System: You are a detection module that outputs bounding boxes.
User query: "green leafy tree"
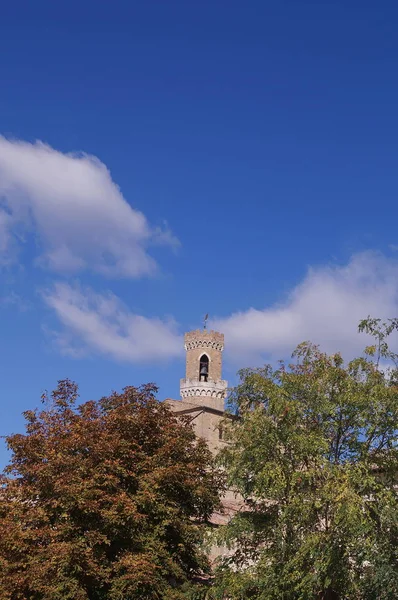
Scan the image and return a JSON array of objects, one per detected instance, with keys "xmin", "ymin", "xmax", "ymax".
[
  {"xmin": 213, "ymin": 318, "xmax": 398, "ymax": 600},
  {"xmin": 0, "ymin": 381, "xmax": 222, "ymax": 600}
]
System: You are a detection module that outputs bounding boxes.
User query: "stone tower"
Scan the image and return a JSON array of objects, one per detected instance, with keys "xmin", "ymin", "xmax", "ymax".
[
  {"xmin": 180, "ymin": 329, "xmax": 228, "ymax": 411},
  {"xmin": 165, "ymin": 328, "xmax": 241, "ymax": 562}
]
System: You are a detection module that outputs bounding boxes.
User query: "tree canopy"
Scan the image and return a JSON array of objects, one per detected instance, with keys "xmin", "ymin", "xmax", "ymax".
[
  {"xmin": 213, "ymin": 318, "xmax": 398, "ymax": 600},
  {"xmin": 0, "ymin": 381, "xmax": 222, "ymax": 600}
]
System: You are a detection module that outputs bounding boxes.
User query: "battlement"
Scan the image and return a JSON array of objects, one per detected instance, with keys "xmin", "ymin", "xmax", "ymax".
[{"xmin": 184, "ymin": 330, "xmax": 224, "ymax": 352}]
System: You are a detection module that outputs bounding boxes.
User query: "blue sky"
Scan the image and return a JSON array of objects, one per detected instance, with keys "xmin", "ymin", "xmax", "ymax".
[{"xmin": 1, "ymin": 0, "xmax": 398, "ymax": 467}]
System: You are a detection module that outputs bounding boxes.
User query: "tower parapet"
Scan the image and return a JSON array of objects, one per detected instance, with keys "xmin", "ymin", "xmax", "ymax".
[
  {"xmin": 184, "ymin": 330, "xmax": 224, "ymax": 352},
  {"xmin": 180, "ymin": 329, "xmax": 227, "ymax": 411}
]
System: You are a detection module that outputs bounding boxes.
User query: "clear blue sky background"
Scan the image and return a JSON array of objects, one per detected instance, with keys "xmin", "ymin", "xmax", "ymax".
[{"xmin": 1, "ymin": 0, "xmax": 398, "ymax": 467}]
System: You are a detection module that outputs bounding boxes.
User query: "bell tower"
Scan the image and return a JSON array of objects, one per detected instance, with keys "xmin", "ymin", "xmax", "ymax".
[{"xmin": 180, "ymin": 329, "xmax": 228, "ymax": 411}]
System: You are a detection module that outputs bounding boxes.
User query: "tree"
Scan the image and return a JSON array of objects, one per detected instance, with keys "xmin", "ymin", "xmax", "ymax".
[
  {"xmin": 213, "ymin": 319, "xmax": 398, "ymax": 600},
  {"xmin": 0, "ymin": 380, "xmax": 222, "ymax": 600}
]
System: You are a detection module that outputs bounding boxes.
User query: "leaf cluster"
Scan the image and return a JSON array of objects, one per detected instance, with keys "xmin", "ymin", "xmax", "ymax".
[
  {"xmin": 0, "ymin": 381, "xmax": 223, "ymax": 600},
  {"xmin": 214, "ymin": 319, "xmax": 398, "ymax": 599}
]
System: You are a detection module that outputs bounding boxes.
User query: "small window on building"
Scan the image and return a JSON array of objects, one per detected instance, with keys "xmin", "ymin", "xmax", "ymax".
[
  {"xmin": 199, "ymin": 354, "xmax": 209, "ymax": 382},
  {"xmin": 218, "ymin": 426, "xmax": 223, "ymax": 440}
]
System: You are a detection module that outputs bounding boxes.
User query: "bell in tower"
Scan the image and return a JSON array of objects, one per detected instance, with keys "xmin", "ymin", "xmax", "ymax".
[{"xmin": 199, "ymin": 354, "xmax": 209, "ymax": 382}]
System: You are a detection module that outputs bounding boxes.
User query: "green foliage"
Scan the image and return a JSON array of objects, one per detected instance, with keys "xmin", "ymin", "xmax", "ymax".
[
  {"xmin": 0, "ymin": 381, "xmax": 223, "ymax": 599},
  {"xmin": 213, "ymin": 318, "xmax": 398, "ymax": 600}
]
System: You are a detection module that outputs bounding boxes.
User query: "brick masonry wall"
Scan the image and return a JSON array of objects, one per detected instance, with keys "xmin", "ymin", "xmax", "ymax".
[{"xmin": 184, "ymin": 330, "xmax": 224, "ymax": 381}]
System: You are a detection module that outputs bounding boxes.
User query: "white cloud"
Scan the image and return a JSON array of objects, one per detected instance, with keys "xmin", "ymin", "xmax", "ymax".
[
  {"xmin": 213, "ymin": 251, "xmax": 398, "ymax": 365},
  {"xmin": 43, "ymin": 282, "xmax": 183, "ymax": 363},
  {"xmin": 0, "ymin": 136, "xmax": 177, "ymax": 277},
  {"xmin": 42, "ymin": 252, "xmax": 398, "ymax": 367},
  {"xmin": 0, "ymin": 209, "xmax": 17, "ymax": 266},
  {"xmin": 0, "ymin": 291, "xmax": 30, "ymax": 312}
]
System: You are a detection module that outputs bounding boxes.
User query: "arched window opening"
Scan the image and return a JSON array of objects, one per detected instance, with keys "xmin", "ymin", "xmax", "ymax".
[
  {"xmin": 218, "ymin": 426, "xmax": 223, "ymax": 441},
  {"xmin": 199, "ymin": 354, "xmax": 209, "ymax": 382}
]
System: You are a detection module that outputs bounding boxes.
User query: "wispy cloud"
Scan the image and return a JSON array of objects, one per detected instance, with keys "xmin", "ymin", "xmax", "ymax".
[
  {"xmin": 213, "ymin": 251, "xmax": 398, "ymax": 365},
  {"xmin": 43, "ymin": 282, "xmax": 183, "ymax": 363},
  {"xmin": 0, "ymin": 136, "xmax": 178, "ymax": 277},
  {"xmin": 42, "ymin": 252, "xmax": 398, "ymax": 367},
  {"xmin": 0, "ymin": 291, "xmax": 30, "ymax": 312}
]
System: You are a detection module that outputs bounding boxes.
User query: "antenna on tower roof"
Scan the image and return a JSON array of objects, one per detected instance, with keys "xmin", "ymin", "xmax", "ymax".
[{"xmin": 203, "ymin": 313, "xmax": 209, "ymax": 329}]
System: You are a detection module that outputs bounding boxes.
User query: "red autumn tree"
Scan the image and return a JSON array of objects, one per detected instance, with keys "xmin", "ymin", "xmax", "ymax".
[{"xmin": 0, "ymin": 380, "xmax": 222, "ymax": 600}]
